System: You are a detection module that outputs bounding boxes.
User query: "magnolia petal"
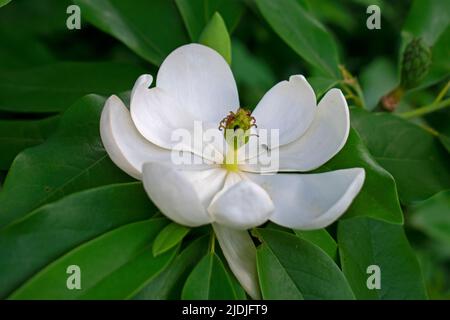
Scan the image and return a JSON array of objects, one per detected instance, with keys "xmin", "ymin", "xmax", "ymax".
[
  {"xmin": 130, "ymin": 74, "xmax": 196, "ymax": 150},
  {"xmin": 100, "ymin": 95, "xmax": 171, "ymax": 179},
  {"xmin": 142, "ymin": 162, "xmax": 227, "ymax": 227},
  {"xmin": 213, "ymin": 223, "xmax": 261, "ymax": 300},
  {"xmin": 208, "ymin": 176, "xmax": 274, "ymax": 230},
  {"xmin": 248, "ymin": 168, "xmax": 365, "ymax": 230},
  {"xmin": 251, "ymin": 75, "xmax": 316, "ymax": 147},
  {"xmin": 156, "ymin": 44, "xmax": 239, "ymax": 124},
  {"xmin": 277, "ymin": 88, "xmax": 350, "ymax": 171}
]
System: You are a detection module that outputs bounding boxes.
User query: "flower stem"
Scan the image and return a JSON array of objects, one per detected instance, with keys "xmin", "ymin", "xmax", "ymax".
[{"xmin": 400, "ymin": 98, "xmax": 450, "ymax": 119}]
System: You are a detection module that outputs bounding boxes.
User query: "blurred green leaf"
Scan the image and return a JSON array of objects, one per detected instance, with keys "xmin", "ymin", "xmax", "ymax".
[
  {"xmin": 0, "ymin": 182, "xmax": 156, "ymax": 298},
  {"xmin": 153, "ymin": 223, "xmax": 190, "ymax": 256},
  {"xmin": 410, "ymin": 190, "xmax": 450, "ymax": 245},
  {"xmin": 294, "ymin": 229, "xmax": 337, "ymax": 260},
  {"xmin": 0, "ymin": 95, "xmax": 133, "ymax": 228},
  {"xmin": 402, "ymin": 0, "xmax": 450, "ymax": 46},
  {"xmin": 0, "ymin": 0, "xmax": 12, "ymax": 8},
  {"xmin": 199, "ymin": 12, "xmax": 232, "ymax": 65},
  {"xmin": 256, "ymin": 0, "xmax": 340, "ymax": 78},
  {"xmin": 181, "ymin": 252, "xmax": 239, "ymax": 299},
  {"xmin": 316, "ymin": 129, "xmax": 403, "ymax": 224},
  {"xmin": 255, "ymin": 228, "xmax": 354, "ymax": 299},
  {"xmin": 351, "ymin": 108, "xmax": 450, "ymax": 204},
  {"xmin": 0, "ymin": 116, "xmax": 60, "ymax": 170},
  {"xmin": 134, "ymin": 235, "xmax": 209, "ymax": 299},
  {"xmin": 360, "ymin": 57, "xmax": 397, "ymax": 110},
  {"xmin": 74, "ymin": 0, "xmax": 188, "ymax": 65},
  {"xmin": 10, "ymin": 218, "xmax": 174, "ymax": 299},
  {"xmin": 175, "ymin": 0, "xmax": 244, "ymax": 41},
  {"xmin": 0, "ymin": 62, "xmax": 143, "ymax": 113},
  {"xmin": 307, "ymin": 76, "xmax": 339, "ymax": 98},
  {"xmin": 338, "ymin": 217, "xmax": 428, "ymax": 299}
]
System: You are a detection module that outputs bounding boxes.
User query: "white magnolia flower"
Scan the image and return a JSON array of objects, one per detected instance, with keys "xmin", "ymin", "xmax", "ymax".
[{"xmin": 100, "ymin": 43, "xmax": 365, "ymax": 299}]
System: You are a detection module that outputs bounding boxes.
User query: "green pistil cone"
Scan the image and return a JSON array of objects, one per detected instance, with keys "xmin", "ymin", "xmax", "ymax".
[{"xmin": 400, "ymin": 38, "xmax": 432, "ymax": 90}]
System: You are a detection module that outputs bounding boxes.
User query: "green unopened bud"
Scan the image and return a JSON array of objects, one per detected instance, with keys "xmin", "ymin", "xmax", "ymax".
[{"xmin": 400, "ymin": 38, "xmax": 432, "ymax": 90}]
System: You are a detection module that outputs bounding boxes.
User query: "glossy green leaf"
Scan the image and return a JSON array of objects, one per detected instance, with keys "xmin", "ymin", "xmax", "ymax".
[
  {"xmin": 350, "ymin": 108, "xmax": 450, "ymax": 204},
  {"xmin": 181, "ymin": 252, "xmax": 238, "ymax": 300},
  {"xmin": 0, "ymin": 182, "xmax": 157, "ymax": 298},
  {"xmin": 0, "ymin": 0, "xmax": 12, "ymax": 8},
  {"xmin": 0, "ymin": 95, "xmax": 133, "ymax": 228},
  {"xmin": 199, "ymin": 12, "xmax": 231, "ymax": 65},
  {"xmin": 153, "ymin": 223, "xmax": 190, "ymax": 256},
  {"xmin": 10, "ymin": 219, "xmax": 174, "ymax": 299},
  {"xmin": 410, "ymin": 190, "xmax": 450, "ymax": 244},
  {"xmin": 0, "ymin": 116, "xmax": 59, "ymax": 170},
  {"xmin": 134, "ymin": 235, "xmax": 209, "ymax": 300},
  {"xmin": 402, "ymin": 0, "xmax": 450, "ymax": 46},
  {"xmin": 175, "ymin": 0, "xmax": 244, "ymax": 41},
  {"xmin": 338, "ymin": 217, "xmax": 428, "ymax": 299},
  {"xmin": 74, "ymin": 0, "xmax": 188, "ymax": 66},
  {"xmin": 255, "ymin": 228, "xmax": 354, "ymax": 300},
  {"xmin": 256, "ymin": 0, "xmax": 340, "ymax": 78},
  {"xmin": 0, "ymin": 62, "xmax": 143, "ymax": 113},
  {"xmin": 294, "ymin": 229, "xmax": 337, "ymax": 260},
  {"xmin": 316, "ymin": 128, "xmax": 403, "ymax": 224},
  {"xmin": 307, "ymin": 76, "xmax": 339, "ymax": 99}
]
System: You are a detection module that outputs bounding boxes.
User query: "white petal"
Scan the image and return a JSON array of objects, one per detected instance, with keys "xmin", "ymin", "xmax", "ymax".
[
  {"xmin": 276, "ymin": 88, "xmax": 350, "ymax": 171},
  {"xmin": 130, "ymin": 74, "xmax": 196, "ymax": 149},
  {"xmin": 213, "ymin": 223, "xmax": 261, "ymax": 300},
  {"xmin": 100, "ymin": 95, "xmax": 171, "ymax": 179},
  {"xmin": 208, "ymin": 176, "xmax": 274, "ymax": 230},
  {"xmin": 251, "ymin": 75, "xmax": 316, "ymax": 147},
  {"xmin": 248, "ymin": 168, "xmax": 365, "ymax": 230},
  {"xmin": 142, "ymin": 162, "xmax": 227, "ymax": 227},
  {"xmin": 156, "ymin": 44, "xmax": 239, "ymax": 124}
]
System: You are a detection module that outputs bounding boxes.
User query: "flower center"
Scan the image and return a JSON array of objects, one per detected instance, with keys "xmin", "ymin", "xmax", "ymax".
[{"xmin": 219, "ymin": 108, "xmax": 257, "ymax": 171}]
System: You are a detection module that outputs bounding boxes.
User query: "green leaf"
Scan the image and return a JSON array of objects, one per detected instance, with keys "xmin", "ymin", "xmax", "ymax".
[
  {"xmin": 350, "ymin": 108, "xmax": 450, "ymax": 204},
  {"xmin": 316, "ymin": 128, "xmax": 403, "ymax": 224},
  {"xmin": 134, "ymin": 235, "xmax": 209, "ymax": 299},
  {"xmin": 294, "ymin": 229, "xmax": 337, "ymax": 260},
  {"xmin": 74, "ymin": 0, "xmax": 188, "ymax": 66},
  {"xmin": 175, "ymin": 0, "xmax": 244, "ymax": 41},
  {"xmin": 307, "ymin": 76, "xmax": 339, "ymax": 99},
  {"xmin": 338, "ymin": 217, "xmax": 428, "ymax": 299},
  {"xmin": 0, "ymin": 0, "xmax": 12, "ymax": 8},
  {"xmin": 255, "ymin": 228, "xmax": 355, "ymax": 300},
  {"xmin": 402, "ymin": 0, "xmax": 450, "ymax": 46},
  {"xmin": 410, "ymin": 190, "xmax": 450, "ymax": 245},
  {"xmin": 199, "ymin": 12, "xmax": 231, "ymax": 65},
  {"xmin": 10, "ymin": 218, "xmax": 174, "ymax": 299},
  {"xmin": 0, "ymin": 116, "xmax": 60, "ymax": 170},
  {"xmin": 153, "ymin": 223, "xmax": 190, "ymax": 256},
  {"xmin": 256, "ymin": 0, "xmax": 340, "ymax": 78},
  {"xmin": 0, "ymin": 95, "xmax": 133, "ymax": 228},
  {"xmin": 0, "ymin": 62, "xmax": 144, "ymax": 113},
  {"xmin": 181, "ymin": 252, "xmax": 238, "ymax": 300},
  {"xmin": 0, "ymin": 182, "xmax": 157, "ymax": 298}
]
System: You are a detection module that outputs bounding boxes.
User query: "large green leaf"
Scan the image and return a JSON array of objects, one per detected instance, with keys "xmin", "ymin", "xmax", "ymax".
[
  {"xmin": 0, "ymin": 116, "xmax": 59, "ymax": 170},
  {"xmin": 316, "ymin": 128, "xmax": 403, "ymax": 224},
  {"xmin": 74, "ymin": 0, "xmax": 188, "ymax": 66},
  {"xmin": 0, "ymin": 182, "xmax": 156, "ymax": 298},
  {"xmin": 402, "ymin": 0, "xmax": 450, "ymax": 46},
  {"xmin": 10, "ymin": 218, "xmax": 174, "ymax": 299},
  {"xmin": 0, "ymin": 62, "xmax": 143, "ymax": 113},
  {"xmin": 199, "ymin": 12, "xmax": 231, "ymax": 65},
  {"xmin": 175, "ymin": 0, "xmax": 244, "ymax": 41},
  {"xmin": 255, "ymin": 228, "xmax": 354, "ymax": 300},
  {"xmin": 294, "ymin": 229, "xmax": 337, "ymax": 260},
  {"xmin": 410, "ymin": 190, "xmax": 450, "ymax": 245},
  {"xmin": 338, "ymin": 217, "xmax": 428, "ymax": 299},
  {"xmin": 256, "ymin": 0, "xmax": 340, "ymax": 78},
  {"xmin": 0, "ymin": 95, "xmax": 133, "ymax": 228},
  {"xmin": 350, "ymin": 108, "xmax": 450, "ymax": 204},
  {"xmin": 181, "ymin": 252, "xmax": 239, "ymax": 300},
  {"xmin": 134, "ymin": 235, "xmax": 209, "ymax": 299}
]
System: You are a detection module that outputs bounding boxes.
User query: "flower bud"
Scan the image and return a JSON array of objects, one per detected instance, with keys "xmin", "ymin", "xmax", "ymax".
[{"xmin": 400, "ymin": 38, "xmax": 432, "ymax": 90}]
